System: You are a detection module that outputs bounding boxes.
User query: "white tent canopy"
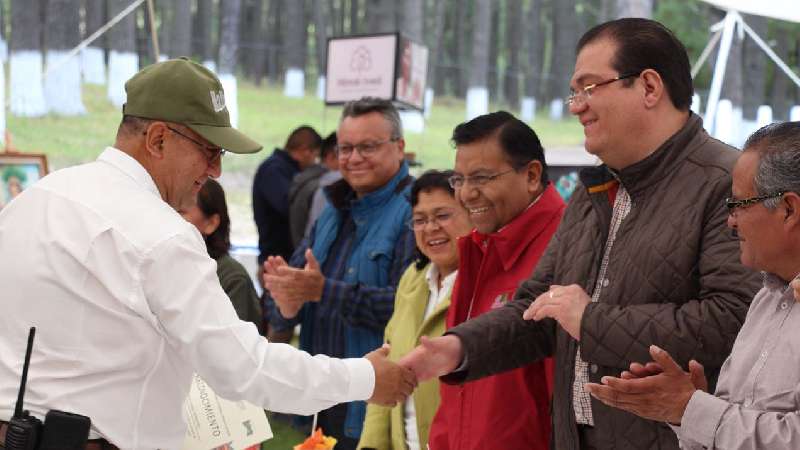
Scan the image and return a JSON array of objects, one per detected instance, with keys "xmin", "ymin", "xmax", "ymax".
[
  {"xmin": 700, "ymin": 0, "xmax": 800, "ymax": 24},
  {"xmin": 696, "ymin": 0, "xmax": 800, "ymax": 139}
]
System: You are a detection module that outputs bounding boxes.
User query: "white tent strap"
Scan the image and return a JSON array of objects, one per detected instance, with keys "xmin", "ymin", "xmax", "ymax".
[
  {"xmin": 691, "ymin": 28, "xmax": 722, "ymax": 79},
  {"xmin": 703, "ymin": 10, "xmax": 738, "ymax": 133},
  {"xmin": 43, "ymin": 0, "xmax": 146, "ymax": 79},
  {"xmin": 739, "ymin": 19, "xmax": 800, "ymax": 90}
]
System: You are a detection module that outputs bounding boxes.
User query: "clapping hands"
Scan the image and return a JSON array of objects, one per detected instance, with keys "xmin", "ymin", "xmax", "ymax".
[{"xmin": 263, "ymin": 249, "xmax": 325, "ymax": 318}]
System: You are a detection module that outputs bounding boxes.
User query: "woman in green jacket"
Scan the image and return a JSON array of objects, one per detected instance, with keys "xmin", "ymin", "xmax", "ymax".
[
  {"xmin": 358, "ymin": 170, "xmax": 472, "ymax": 450},
  {"xmin": 180, "ymin": 179, "xmax": 263, "ymax": 333}
]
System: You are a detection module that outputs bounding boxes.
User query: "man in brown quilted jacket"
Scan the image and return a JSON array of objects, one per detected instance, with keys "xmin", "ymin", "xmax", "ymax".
[{"xmin": 400, "ymin": 18, "xmax": 761, "ymax": 450}]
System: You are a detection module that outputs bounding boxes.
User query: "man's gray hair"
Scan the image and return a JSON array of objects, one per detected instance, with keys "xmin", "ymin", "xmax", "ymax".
[
  {"xmin": 744, "ymin": 121, "xmax": 800, "ymax": 209},
  {"xmin": 340, "ymin": 97, "xmax": 403, "ymax": 140}
]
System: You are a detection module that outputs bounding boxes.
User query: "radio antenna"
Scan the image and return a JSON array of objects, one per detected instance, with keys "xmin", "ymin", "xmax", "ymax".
[{"xmin": 14, "ymin": 327, "xmax": 36, "ymax": 418}]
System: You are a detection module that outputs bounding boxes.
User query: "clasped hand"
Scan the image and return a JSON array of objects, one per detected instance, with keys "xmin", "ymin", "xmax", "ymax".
[
  {"xmin": 263, "ymin": 249, "xmax": 325, "ymax": 318},
  {"xmin": 365, "ymin": 344, "xmax": 418, "ymax": 407},
  {"xmin": 584, "ymin": 345, "xmax": 708, "ymax": 425}
]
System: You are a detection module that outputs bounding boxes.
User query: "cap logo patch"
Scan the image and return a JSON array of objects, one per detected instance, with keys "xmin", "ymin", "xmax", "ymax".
[{"xmin": 210, "ymin": 90, "xmax": 226, "ymax": 113}]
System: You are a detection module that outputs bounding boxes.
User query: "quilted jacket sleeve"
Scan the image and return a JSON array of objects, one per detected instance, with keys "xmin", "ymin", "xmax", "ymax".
[
  {"xmin": 445, "ymin": 225, "xmax": 559, "ymax": 383},
  {"xmin": 579, "ymin": 177, "xmax": 760, "ymax": 371}
]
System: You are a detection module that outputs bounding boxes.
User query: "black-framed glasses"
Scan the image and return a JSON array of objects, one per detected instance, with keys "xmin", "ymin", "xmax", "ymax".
[
  {"xmin": 166, "ymin": 126, "xmax": 226, "ymax": 164},
  {"xmin": 725, "ymin": 192, "xmax": 784, "ymax": 214},
  {"xmin": 335, "ymin": 139, "xmax": 397, "ymax": 159},
  {"xmin": 566, "ymin": 72, "xmax": 639, "ymax": 107},
  {"xmin": 448, "ymin": 168, "xmax": 516, "ymax": 189},
  {"xmin": 407, "ymin": 211, "xmax": 456, "ymax": 231}
]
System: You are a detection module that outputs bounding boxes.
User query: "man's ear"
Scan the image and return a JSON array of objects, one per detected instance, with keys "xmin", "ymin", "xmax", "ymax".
[
  {"xmin": 640, "ymin": 69, "xmax": 665, "ymax": 109},
  {"xmin": 395, "ymin": 138, "xmax": 406, "ymax": 157},
  {"xmin": 144, "ymin": 122, "xmax": 168, "ymax": 159},
  {"xmin": 784, "ymin": 193, "xmax": 800, "ymax": 228},
  {"xmin": 527, "ymin": 160, "xmax": 544, "ymax": 193}
]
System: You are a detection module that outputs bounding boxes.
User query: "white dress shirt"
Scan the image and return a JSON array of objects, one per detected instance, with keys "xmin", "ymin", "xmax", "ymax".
[
  {"xmin": 403, "ymin": 265, "xmax": 457, "ymax": 450},
  {"xmin": 0, "ymin": 148, "xmax": 374, "ymax": 450}
]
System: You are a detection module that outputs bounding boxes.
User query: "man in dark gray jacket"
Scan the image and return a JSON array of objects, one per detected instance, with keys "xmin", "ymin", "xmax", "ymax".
[{"xmin": 401, "ymin": 18, "xmax": 761, "ymax": 450}]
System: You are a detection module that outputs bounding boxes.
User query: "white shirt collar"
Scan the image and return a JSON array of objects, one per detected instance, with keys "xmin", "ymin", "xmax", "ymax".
[
  {"xmin": 97, "ymin": 147, "xmax": 162, "ymax": 199},
  {"xmin": 425, "ymin": 264, "xmax": 458, "ymax": 300}
]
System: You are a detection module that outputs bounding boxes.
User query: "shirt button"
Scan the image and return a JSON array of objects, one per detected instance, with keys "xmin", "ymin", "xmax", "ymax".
[
  {"xmin": 602, "ymin": 279, "xmax": 610, "ymax": 288},
  {"xmin": 590, "ymin": 364, "xmax": 598, "ymax": 374},
  {"xmin": 781, "ymin": 302, "xmax": 788, "ymax": 310},
  {"xmin": 348, "ymin": 267, "xmax": 354, "ymax": 274},
  {"xmin": 761, "ymin": 351, "xmax": 768, "ymax": 359}
]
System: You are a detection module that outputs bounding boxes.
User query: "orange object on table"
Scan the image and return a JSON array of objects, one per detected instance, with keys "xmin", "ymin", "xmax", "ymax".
[{"xmin": 293, "ymin": 428, "xmax": 337, "ymax": 450}]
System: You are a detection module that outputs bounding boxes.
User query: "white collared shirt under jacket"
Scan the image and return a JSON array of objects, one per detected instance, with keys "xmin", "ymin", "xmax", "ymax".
[
  {"xmin": 0, "ymin": 148, "xmax": 374, "ymax": 450},
  {"xmin": 674, "ymin": 274, "xmax": 800, "ymax": 449}
]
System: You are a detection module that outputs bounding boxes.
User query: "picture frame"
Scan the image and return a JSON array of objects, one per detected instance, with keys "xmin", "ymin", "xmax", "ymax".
[{"xmin": 0, "ymin": 152, "xmax": 49, "ymax": 211}]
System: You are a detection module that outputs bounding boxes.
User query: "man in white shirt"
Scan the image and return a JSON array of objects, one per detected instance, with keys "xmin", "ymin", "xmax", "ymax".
[
  {"xmin": 0, "ymin": 58, "xmax": 415, "ymax": 450},
  {"xmin": 586, "ymin": 121, "xmax": 800, "ymax": 449}
]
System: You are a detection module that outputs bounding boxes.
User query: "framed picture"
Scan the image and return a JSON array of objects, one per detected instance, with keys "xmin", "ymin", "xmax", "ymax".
[{"xmin": 0, "ymin": 153, "xmax": 48, "ymax": 211}]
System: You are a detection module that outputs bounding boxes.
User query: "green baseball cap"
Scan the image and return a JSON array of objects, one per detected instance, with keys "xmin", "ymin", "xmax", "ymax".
[{"xmin": 123, "ymin": 57, "xmax": 262, "ymax": 154}]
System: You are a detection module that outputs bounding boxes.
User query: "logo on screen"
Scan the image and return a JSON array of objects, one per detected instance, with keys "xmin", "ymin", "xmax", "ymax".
[{"xmin": 351, "ymin": 46, "xmax": 372, "ymax": 73}]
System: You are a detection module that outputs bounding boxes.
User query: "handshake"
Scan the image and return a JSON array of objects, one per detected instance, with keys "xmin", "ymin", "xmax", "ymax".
[{"xmin": 364, "ymin": 335, "xmax": 465, "ymax": 406}]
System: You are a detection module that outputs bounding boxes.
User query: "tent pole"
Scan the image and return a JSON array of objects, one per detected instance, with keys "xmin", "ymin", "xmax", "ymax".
[
  {"xmin": 691, "ymin": 28, "xmax": 722, "ymax": 79},
  {"xmin": 739, "ymin": 19, "xmax": 800, "ymax": 90},
  {"xmin": 704, "ymin": 11, "xmax": 738, "ymax": 136}
]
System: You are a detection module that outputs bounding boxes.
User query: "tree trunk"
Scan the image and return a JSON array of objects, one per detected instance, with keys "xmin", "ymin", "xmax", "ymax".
[
  {"xmin": 549, "ymin": 0, "xmax": 578, "ymax": 118},
  {"xmin": 44, "ymin": 0, "xmax": 85, "ymax": 115},
  {"xmin": 400, "ymin": 0, "xmax": 423, "ymax": 41},
  {"xmin": 81, "ymin": 0, "xmax": 106, "ymax": 84},
  {"xmin": 266, "ymin": 0, "xmax": 282, "ymax": 83},
  {"xmin": 350, "ymin": 0, "xmax": 360, "ymax": 34},
  {"xmin": 156, "ymin": 0, "xmax": 171, "ymax": 59},
  {"xmin": 426, "ymin": 0, "xmax": 446, "ymax": 97},
  {"xmin": 195, "ymin": 0, "xmax": 217, "ymax": 70},
  {"xmin": 313, "ymin": 0, "xmax": 329, "ymax": 98},
  {"xmin": 107, "ymin": 0, "xmax": 139, "ymax": 108},
  {"xmin": 282, "ymin": 0, "xmax": 305, "ymax": 97},
  {"xmin": 505, "ymin": 0, "xmax": 523, "ymax": 110},
  {"xmin": 770, "ymin": 30, "xmax": 792, "ymax": 121},
  {"xmin": 455, "ymin": 0, "xmax": 471, "ymax": 96},
  {"xmin": 600, "ymin": 0, "xmax": 615, "ymax": 21},
  {"xmin": 365, "ymin": 0, "xmax": 395, "ymax": 33},
  {"xmin": 252, "ymin": 0, "xmax": 269, "ymax": 85},
  {"xmin": 239, "ymin": 0, "xmax": 255, "ymax": 79},
  {"xmin": 466, "ymin": 0, "xmax": 491, "ymax": 119},
  {"xmin": 219, "ymin": 0, "xmax": 242, "ymax": 126},
  {"xmin": 721, "ymin": 31, "xmax": 743, "ymax": 110},
  {"xmin": 0, "ymin": 0, "xmax": 7, "ymax": 61},
  {"xmin": 169, "ymin": 0, "xmax": 192, "ymax": 58},
  {"xmin": 10, "ymin": 0, "xmax": 46, "ymax": 117},
  {"xmin": 524, "ymin": 0, "xmax": 543, "ymax": 99},
  {"xmin": 487, "ymin": 1, "xmax": 500, "ymax": 102},
  {"xmin": 615, "ymin": 0, "xmax": 652, "ymax": 18},
  {"xmin": 741, "ymin": 14, "xmax": 767, "ymax": 121}
]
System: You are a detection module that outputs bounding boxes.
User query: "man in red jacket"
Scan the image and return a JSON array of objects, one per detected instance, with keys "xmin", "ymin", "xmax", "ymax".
[{"xmin": 425, "ymin": 111, "xmax": 565, "ymax": 450}]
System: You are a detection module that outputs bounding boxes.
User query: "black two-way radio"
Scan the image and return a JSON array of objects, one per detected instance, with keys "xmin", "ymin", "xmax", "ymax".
[{"xmin": 4, "ymin": 327, "xmax": 43, "ymax": 450}]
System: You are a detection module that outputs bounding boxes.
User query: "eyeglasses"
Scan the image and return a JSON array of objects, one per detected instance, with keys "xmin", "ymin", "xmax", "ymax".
[
  {"xmin": 725, "ymin": 192, "xmax": 784, "ymax": 215},
  {"xmin": 566, "ymin": 73, "xmax": 639, "ymax": 107},
  {"xmin": 335, "ymin": 139, "xmax": 397, "ymax": 159},
  {"xmin": 448, "ymin": 168, "xmax": 516, "ymax": 189},
  {"xmin": 167, "ymin": 126, "xmax": 226, "ymax": 164},
  {"xmin": 408, "ymin": 211, "xmax": 455, "ymax": 231}
]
